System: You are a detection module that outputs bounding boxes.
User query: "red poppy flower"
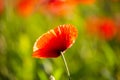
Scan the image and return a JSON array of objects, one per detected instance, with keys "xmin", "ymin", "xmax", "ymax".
[
  {"xmin": 16, "ymin": 0, "xmax": 38, "ymax": 17},
  {"xmin": 32, "ymin": 24, "xmax": 78, "ymax": 58}
]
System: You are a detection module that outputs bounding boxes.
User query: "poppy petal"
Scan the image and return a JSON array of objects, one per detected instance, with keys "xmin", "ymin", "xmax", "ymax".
[{"xmin": 33, "ymin": 24, "xmax": 78, "ymax": 58}]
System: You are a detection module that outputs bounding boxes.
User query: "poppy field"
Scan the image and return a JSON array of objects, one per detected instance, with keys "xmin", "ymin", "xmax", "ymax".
[{"xmin": 0, "ymin": 0, "xmax": 120, "ymax": 80}]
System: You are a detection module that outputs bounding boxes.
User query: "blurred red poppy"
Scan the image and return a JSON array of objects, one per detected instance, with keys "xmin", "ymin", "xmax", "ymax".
[
  {"xmin": 16, "ymin": 0, "xmax": 38, "ymax": 17},
  {"xmin": 85, "ymin": 16, "xmax": 100, "ymax": 36},
  {"xmin": 0, "ymin": 0, "xmax": 4, "ymax": 14},
  {"xmin": 32, "ymin": 24, "xmax": 78, "ymax": 58},
  {"xmin": 86, "ymin": 16, "xmax": 117, "ymax": 40},
  {"xmin": 39, "ymin": 0, "xmax": 78, "ymax": 16},
  {"xmin": 99, "ymin": 18, "xmax": 117, "ymax": 40}
]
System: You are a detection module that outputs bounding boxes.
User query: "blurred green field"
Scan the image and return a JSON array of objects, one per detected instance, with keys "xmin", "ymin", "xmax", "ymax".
[{"xmin": 0, "ymin": 0, "xmax": 120, "ymax": 80}]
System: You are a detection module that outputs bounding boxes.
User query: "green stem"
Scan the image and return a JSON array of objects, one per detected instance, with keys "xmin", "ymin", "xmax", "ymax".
[{"xmin": 61, "ymin": 52, "xmax": 71, "ymax": 80}]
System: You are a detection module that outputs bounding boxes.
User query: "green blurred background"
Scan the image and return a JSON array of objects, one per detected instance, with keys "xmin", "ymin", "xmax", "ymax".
[{"xmin": 0, "ymin": 0, "xmax": 120, "ymax": 80}]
